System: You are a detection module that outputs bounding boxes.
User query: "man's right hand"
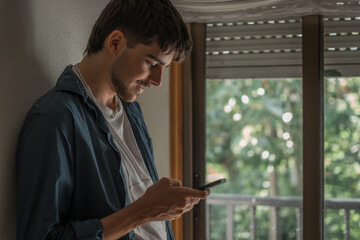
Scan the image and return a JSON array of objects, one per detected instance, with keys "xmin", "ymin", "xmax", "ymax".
[
  {"xmin": 136, "ymin": 177, "xmax": 209, "ymax": 221},
  {"xmin": 101, "ymin": 177, "xmax": 209, "ymax": 240}
]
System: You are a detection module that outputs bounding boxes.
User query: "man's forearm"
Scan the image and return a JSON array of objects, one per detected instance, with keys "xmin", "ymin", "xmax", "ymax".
[
  {"xmin": 101, "ymin": 178, "xmax": 208, "ymax": 240},
  {"xmin": 101, "ymin": 199, "xmax": 150, "ymax": 240}
]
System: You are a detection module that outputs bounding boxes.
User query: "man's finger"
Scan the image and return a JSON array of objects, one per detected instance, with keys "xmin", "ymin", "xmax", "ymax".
[
  {"xmin": 171, "ymin": 179, "xmax": 182, "ymax": 187},
  {"xmin": 183, "ymin": 188, "xmax": 209, "ymax": 199}
]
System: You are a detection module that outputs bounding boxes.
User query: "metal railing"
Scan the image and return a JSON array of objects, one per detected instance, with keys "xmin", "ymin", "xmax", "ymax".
[{"xmin": 206, "ymin": 194, "xmax": 360, "ymax": 240}]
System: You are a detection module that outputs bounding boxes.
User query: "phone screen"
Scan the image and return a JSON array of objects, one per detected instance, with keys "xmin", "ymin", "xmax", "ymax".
[{"xmin": 197, "ymin": 178, "xmax": 227, "ymax": 190}]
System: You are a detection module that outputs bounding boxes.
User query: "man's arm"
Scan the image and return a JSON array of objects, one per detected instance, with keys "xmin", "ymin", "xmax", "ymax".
[
  {"xmin": 101, "ymin": 178, "xmax": 208, "ymax": 240},
  {"xmin": 17, "ymin": 114, "xmax": 208, "ymax": 240},
  {"xmin": 17, "ymin": 114, "xmax": 104, "ymax": 240}
]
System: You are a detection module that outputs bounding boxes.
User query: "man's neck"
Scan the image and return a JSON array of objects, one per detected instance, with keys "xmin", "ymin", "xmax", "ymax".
[{"xmin": 77, "ymin": 54, "xmax": 117, "ymax": 110}]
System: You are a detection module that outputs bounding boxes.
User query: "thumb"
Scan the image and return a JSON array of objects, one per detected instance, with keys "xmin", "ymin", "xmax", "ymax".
[{"xmin": 186, "ymin": 188, "xmax": 209, "ymax": 199}]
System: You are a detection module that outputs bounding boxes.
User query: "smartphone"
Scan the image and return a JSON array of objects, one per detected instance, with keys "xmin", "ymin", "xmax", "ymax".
[{"xmin": 197, "ymin": 178, "xmax": 227, "ymax": 190}]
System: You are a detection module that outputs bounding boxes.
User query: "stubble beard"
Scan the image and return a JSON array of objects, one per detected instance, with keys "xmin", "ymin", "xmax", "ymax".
[
  {"xmin": 110, "ymin": 52, "xmax": 150, "ymax": 102},
  {"xmin": 110, "ymin": 53, "xmax": 135, "ymax": 102}
]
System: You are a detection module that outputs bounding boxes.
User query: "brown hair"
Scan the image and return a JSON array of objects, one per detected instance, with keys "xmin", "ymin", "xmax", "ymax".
[{"xmin": 84, "ymin": 0, "xmax": 192, "ymax": 62}]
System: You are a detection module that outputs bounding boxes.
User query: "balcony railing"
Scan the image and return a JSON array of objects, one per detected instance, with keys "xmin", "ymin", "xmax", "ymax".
[{"xmin": 206, "ymin": 194, "xmax": 360, "ymax": 240}]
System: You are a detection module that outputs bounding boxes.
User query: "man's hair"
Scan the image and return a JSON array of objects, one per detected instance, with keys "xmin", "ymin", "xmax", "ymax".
[{"xmin": 84, "ymin": 0, "xmax": 192, "ymax": 62}]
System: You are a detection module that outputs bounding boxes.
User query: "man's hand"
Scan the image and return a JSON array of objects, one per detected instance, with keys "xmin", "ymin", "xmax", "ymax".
[
  {"xmin": 136, "ymin": 177, "xmax": 210, "ymax": 221},
  {"xmin": 101, "ymin": 177, "xmax": 209, "ymax": 240}
]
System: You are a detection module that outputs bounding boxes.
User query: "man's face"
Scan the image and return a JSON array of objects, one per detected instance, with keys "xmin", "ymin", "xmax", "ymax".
[{"xmin": 110, "ymin": 42, "xmax": 174, "ymax": 102}]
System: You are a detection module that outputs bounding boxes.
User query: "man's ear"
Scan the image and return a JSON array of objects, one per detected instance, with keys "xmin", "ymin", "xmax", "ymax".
[{"xmin": 104, "ymin": 30, "xmax": 127, "ymax": 56}]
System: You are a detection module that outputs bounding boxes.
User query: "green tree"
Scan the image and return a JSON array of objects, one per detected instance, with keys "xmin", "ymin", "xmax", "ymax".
[{"xmin": 206, "ymin": 77, "xmax": 360, "ymax": 239}]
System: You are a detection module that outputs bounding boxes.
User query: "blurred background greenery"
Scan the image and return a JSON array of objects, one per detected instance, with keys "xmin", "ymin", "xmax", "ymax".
[{"xmin": 205, "ymin": 77, "xmax": 360, "ymax": 239}]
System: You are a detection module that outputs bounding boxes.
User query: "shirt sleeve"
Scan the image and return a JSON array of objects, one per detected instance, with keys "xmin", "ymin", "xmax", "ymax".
[{"xmin": 16, "ymin": 113, "xmax": 104, "ymax": 240}]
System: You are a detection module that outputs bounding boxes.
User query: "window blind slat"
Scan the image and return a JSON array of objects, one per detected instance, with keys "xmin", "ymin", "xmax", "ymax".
[
  {"xmin": 206, "ymin": 16, "xmax": 360, "ymax": 79},
  {"xmin": 324, "ymin": 19, "xmax": 360, "ymax": 33},
  {"xmin": 207, "ymin": 23, "xmax": 301, "ymax": 38},
  {"xmin": 206, "ymin": 52, "xmax": 302, "ymax": 67},
  {"xmin": 325, "ymin": 35, "xmax": 360, "ymax": 48},
  {"xmin": 207, "ymin": 38, "xmax": 302, "ymax": 52}
]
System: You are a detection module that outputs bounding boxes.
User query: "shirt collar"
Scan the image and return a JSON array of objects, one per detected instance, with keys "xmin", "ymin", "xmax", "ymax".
[
  {"xmin": 55, "ymin": 65, "xmax": 138, "ymax": 121},
  {"xmin": 55, "ymin": 65, "xmax": 89, "ymax": 102}
]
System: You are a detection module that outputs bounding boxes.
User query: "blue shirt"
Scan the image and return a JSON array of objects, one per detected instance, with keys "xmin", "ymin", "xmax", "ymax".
[{"xmin": 16, "ymin": 66, "xmax": 175, "ymax": 240}]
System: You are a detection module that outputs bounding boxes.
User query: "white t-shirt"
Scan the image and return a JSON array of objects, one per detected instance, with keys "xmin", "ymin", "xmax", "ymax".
[{"xmin": 73, "ymin": 66, "xmax": 167, "ymax": 240}]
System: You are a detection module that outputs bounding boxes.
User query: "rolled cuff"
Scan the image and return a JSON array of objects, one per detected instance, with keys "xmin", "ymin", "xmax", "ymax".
[{"xmin": 70, "ymin": 219, "xmax": 104, "ymax": 240}]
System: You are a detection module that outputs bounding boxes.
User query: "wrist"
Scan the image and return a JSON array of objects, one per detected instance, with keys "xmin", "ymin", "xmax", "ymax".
[
  {"xmin": 101, "ymin": 200, "xmax": 153, "ymax": 240},
  {"xmin": 130, "ymin": 199, "xmax": 153, "ymax": 225}
]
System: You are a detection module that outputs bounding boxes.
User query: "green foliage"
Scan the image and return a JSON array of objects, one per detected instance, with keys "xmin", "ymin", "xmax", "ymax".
[
  {"xmin": 324, "ymin": 77, "xmax": 360, "ymax": 199},
  {"xmin": 208, "ymin": 205, "xmax": 227, "ymax": 239},
  {"xmin": 206, "ymin": 78, "xmax": 302, "ymax": 196},
  {"xmin": 206, "ymin": 77, "xmax": 360, "ymax": 239}
]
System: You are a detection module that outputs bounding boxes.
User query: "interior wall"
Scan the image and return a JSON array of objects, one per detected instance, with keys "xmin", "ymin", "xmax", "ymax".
[
  {"xmin": 0, "ymin": 0, "xmax": 170, "ymax": 238},
  {"xmin": 138, "ymin": 69, "xmax": 170, "ymax": 178}
]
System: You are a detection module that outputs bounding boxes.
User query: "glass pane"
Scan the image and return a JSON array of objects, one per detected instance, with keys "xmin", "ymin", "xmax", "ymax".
[
  {"xmin": 349, "ymin": 210, "xmax": 360, "ymax": 237},
  {"xmin": 324, "ymin": 15, "xmax": 360, "ymax": 240},
  {"xmin": 206, "ymin": 78, "xmax": 303, "ymax": 239},
  {"xmin": 205, "ymin": 18, "xmax": 303, "ymax": 239},
  {"xmin": 233, "ymin": 205, "xmax": 251, "ymax": 240},
  {"xmin": 324, "ymin": 77, "xmax": 360, "ymax": 240},
  {"xmin": 208, "ymin": 205, "xmax": 227, "ymax": 239}
]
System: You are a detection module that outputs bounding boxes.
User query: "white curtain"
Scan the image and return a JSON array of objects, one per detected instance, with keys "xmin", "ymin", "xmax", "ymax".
[{"xmin": 171, "ymin": 0, "xmax": 360, "ymax": 22}]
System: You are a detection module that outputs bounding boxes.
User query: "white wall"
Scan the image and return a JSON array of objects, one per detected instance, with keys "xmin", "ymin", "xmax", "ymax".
[
  {"xmin": 138, "ymin": 69, "xmax": 170, "ymax": 178},
  {"xmin": 0, "ymin": 0, "xmax": 169, "ymax": 238}
]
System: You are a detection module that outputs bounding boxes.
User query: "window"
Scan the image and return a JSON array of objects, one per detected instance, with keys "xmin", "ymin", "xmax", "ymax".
[
  {"xmin": 323, "ymin": 16, "xmax": 360, "ymax": 239},
  {"xmin": 182, "ymin": 15, "xmax": 360, "ymax": 240},
  {"xmin": 205, "ymin": 17, "xmax": 303, "ymax": 240}
]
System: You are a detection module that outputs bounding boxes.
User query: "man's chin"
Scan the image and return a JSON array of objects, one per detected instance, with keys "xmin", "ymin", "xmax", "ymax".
[{"xmin": 118, "ymin": 93, "xmax": 138, "ymax": 103}]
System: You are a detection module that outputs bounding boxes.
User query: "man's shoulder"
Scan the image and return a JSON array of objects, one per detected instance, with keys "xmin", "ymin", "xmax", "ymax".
[
  {"xmin": 26, "ymin": 65, "xmax": 89, "ymax": 124},
  {"xmin": 27, "ymin": 87, "xmax": 85, "ymax": 127}
]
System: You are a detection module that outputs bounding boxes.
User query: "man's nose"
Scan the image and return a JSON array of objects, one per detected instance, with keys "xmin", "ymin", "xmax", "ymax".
[{"xmin": 148, "ymin": 67, "xmax": 163, "ymax": 87}]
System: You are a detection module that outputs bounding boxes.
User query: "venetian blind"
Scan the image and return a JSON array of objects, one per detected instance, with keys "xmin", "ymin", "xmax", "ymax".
[{"xmin": 206, "ymin": 16, "xmax": 360, "ymax": 79}]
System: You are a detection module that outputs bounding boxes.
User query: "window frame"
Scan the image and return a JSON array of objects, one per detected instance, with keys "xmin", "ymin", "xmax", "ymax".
[{"xmin": 170, "ymin": 15, "xmax": 326, "ymax": 240}]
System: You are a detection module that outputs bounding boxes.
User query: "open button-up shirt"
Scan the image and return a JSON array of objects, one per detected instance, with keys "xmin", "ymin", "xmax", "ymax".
[{"xmin": 16, "ymin": 66, "xmax": 174, "ymax": 240}]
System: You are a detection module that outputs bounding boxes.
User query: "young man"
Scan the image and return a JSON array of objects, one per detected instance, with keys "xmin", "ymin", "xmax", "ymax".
[{"xmin": 16, "ymin": 0, "xmax": 208, "ymax": 239}]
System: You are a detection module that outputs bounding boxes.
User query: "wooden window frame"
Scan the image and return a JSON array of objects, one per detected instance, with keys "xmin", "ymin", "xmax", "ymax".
[{"xmin": 170, "ymin": 15, "xmax": 325, "ymax": 240}]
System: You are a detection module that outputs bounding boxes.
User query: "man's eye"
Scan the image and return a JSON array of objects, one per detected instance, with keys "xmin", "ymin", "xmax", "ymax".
[{"xmin": 146, "ymin": 61, "xmax": 156, "ymax": 69}]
